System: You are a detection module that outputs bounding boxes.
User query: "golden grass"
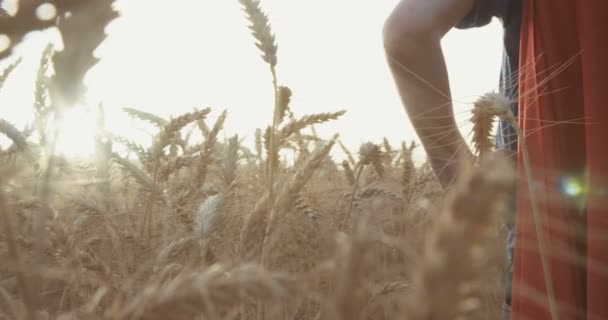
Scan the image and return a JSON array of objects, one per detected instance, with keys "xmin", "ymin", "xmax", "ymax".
[{"xmin": 0, "ymin": 1, "xmax": 516, "ymax": 319}]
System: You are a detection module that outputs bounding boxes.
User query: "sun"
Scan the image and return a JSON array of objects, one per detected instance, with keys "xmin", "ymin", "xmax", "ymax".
[{"xmin": 54, "ymin": 105, "xmax": 98, "ymax": 158}]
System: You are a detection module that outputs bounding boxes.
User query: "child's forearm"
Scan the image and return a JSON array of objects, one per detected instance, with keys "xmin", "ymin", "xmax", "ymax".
[{"xmin": 383, "ymin": 0, "xmax": 475, "ymax": 187}]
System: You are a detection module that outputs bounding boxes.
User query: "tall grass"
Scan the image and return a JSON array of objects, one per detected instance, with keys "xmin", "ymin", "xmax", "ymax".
[{"xmin": 0, "ymin": 1, "xmax": 514, "ymax": 319}]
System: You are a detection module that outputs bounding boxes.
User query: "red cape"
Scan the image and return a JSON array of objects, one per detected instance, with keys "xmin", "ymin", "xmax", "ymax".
[{"xmin": 512, "ymin": 1, "xmax": 608, "ymax": 319}]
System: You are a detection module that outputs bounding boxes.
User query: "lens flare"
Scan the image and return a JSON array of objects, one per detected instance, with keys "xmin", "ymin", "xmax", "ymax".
[{"xmin": 560, "ymin": 176, "xmax": 585, "ymax": 197}]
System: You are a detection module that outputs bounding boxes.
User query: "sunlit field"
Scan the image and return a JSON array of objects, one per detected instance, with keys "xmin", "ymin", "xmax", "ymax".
[{"xmin": 0, "ymin": 1, "xmax": 515, "ymax": 319}]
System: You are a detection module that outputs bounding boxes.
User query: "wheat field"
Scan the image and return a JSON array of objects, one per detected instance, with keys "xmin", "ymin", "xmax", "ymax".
[{"xmin": 0, "ymin": 1, "xmax": 515, "ymax": 319}]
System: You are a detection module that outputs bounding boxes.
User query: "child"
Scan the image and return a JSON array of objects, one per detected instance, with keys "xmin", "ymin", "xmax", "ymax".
[{"xmin": 383, "ymin": 0, "xmax": 608, "ymax": 318}]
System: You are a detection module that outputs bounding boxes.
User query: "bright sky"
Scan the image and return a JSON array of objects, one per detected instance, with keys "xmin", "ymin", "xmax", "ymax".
[{"xmin": 0, "ymin": 0, "xmax": 503, "ymax": 161}]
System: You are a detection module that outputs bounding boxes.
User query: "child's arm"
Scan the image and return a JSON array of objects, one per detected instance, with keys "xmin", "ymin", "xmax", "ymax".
[{"xmin": 383, "ymin": 0, "xmax": 482, "ymax": 187}]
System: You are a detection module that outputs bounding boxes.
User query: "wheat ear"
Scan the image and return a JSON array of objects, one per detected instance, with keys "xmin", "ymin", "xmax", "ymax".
[
  {"xmin": 341, "ymin": 142, "xmax": 384, "ymax": 230},
  {"xmin": 122, "ymin": 107, "xmax": 168, "ymax": 128},
  {"xmin": 260, "ymin": 134, "xmax": 339, "ymax": 264}
]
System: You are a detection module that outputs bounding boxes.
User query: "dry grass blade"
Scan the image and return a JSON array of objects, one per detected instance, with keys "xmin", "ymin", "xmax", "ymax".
[{"xmin": 239, "ymin": 0, "xmax": 278, "ymax": 68}]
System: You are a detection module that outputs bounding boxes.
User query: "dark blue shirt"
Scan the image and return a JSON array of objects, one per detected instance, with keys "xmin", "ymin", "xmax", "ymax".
[{"xmin": 456, "ymin": 0, "xmax": 522, "ymax": 152}]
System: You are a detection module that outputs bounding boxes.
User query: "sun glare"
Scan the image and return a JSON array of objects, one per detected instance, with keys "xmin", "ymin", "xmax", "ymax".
[{"xmin": 54, "ymin": 106, "xmax": 97, "ymax": 158}]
